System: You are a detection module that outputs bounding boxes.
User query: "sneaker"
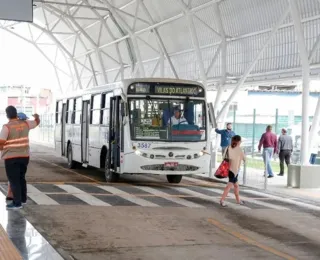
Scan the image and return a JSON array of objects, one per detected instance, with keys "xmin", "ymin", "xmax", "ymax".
[
  {"xmin": 6, "ymin": 203, "xmax": 22, "ymax": 210},
  {"xmin": 220, "ymin": 201, "xmax": 227, "ymax": 207},
  {"xmin": 6, "ymin": 197, "xmax": 13, "ymax": 201},
  {"xmin": 239, "ymin": 200, "xmax": 245, "ymax": 205}
]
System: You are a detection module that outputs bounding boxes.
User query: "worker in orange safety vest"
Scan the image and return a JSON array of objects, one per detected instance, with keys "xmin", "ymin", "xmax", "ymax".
[{"xmin": 0, "ymin": 106, "xmax": 40, "ymax": 210}]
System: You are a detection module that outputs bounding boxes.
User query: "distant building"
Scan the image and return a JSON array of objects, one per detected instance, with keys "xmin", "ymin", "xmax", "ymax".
[{"xmin": 0, "ymin": 85, "xmax": 52, "ymax": 123}]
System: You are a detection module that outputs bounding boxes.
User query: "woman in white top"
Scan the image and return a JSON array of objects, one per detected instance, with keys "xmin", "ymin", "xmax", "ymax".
[{"xmin": 220, "ymin": 135, "xmax": 246, "ymax": 207}]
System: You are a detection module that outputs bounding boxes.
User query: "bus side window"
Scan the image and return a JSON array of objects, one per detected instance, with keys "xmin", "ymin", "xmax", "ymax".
[
  {"xmin": 67, "ymin": 99, "xmax": 74, "ymax": 124},
  {"xmin": 66, "ymin": 100, "xmax": 69, "ymax": 123},
  {"xmin": 75, "ymin": 98, "xmax": 82, "ymax": 124},
  {"xmin": 71, "ymin": 99, "xmax": 76, "ymax": 124},
  {"xmin": 90, "ymin": 94, "xmax": 101, "ymax": 125},
  {"xmin": 101, "ymin": 92, "xmax": 112, "ymax": 125},
  {"xmin": 56, "ymin": 101, "xmax": 62, "ymax": 124}
]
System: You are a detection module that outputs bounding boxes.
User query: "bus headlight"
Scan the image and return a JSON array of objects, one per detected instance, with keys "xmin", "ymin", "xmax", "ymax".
[
  {"xmin": 135, "ymin": 150, "xmax": 142, "ymax": 156},
  {"xmin": 194, "ymin": 151, "xmax": 204, "ymax": 159}
]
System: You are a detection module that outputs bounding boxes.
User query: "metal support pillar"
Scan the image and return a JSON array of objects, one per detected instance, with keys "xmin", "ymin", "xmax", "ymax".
[
  {"xmin": 309, "ymin": 97, "xmax": 320, "ymax": 155},
  {"xmin": 252, "ymin": 109, "xmax": 256, "ymax": 158},
  {"xmin": 233, "ymin": 109, "xmax": 236, "ymax": 131},
  {"xmin": 289, "ymin": 0, "xmax": 310, "ymax": 165},
  {"xmin": 216, "ymin": 8, "xmax": 290, "ymax": 121},
  {"xmin": 275, "ymin": 108, "xmax": 279, "ymax": 135}
]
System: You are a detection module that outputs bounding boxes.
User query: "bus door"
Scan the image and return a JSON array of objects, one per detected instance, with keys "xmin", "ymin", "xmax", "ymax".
[
  {"xmin": 61, "ymin": 103, "xmax": 67, "ymax": 156},
  {"xmin": 108, "ymin": 96, "xmax": 121, "ymax": 172},
  {"xmin": 81, "ymin": 100, "xmax": 90, "ymax": 164}
]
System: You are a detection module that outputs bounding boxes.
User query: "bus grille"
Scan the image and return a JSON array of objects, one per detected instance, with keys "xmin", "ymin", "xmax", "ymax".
[{"xmin": 140, "ymin": 164, "xmax": 199, "ymax": 171}]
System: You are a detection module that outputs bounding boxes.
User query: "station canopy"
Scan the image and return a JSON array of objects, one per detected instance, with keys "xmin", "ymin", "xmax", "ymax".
[{"xmin": 0, "ymin": 0, "xmax": 320, "ymax": 93}]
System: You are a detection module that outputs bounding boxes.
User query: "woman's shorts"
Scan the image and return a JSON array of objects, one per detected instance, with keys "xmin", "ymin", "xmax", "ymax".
[{"xmin": 228, "ymin": 170, "xmax": 238, "ymax": 184}]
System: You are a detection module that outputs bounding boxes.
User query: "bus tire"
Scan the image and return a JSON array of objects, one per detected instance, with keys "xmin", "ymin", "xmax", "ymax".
[
  {"xmin": 166, "ymin": 175, "xmax": 182, "ymax": 184},
  {"xmin": 67, "ymin": 144, "xmax": 77, "ymax": 169},
  {"xmin": 104, "ymin": 154, "xmax": 119, "ymax": 182}
]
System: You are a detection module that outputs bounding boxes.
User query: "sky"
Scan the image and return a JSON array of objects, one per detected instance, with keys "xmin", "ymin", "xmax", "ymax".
[{"xmin": 0, "ymin": 29, "xmax": 60, "ymax": 92}]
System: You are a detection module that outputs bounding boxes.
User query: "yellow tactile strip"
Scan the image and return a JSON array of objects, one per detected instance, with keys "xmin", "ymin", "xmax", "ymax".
[{"xmin": 0, "ymin": 224, "xmax": 22, "ymax": 260}]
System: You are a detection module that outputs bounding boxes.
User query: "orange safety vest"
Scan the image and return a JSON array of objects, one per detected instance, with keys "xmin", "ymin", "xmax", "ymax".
[{"xmin": 1, "ymin": 119, "xmax": 30, "ymax": 160}]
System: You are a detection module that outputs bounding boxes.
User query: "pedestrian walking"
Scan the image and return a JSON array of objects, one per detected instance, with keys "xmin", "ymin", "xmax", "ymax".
[
  {"xmin": 220, "ymin": 135, "xmax": 246, "ymax": 207},
  {"xmin": 258, "ymin": 125, "xmax": 277, "ymax": 178},
  {"xmin": 0, "ymin": 106, "xmax": 40, "ymax": 210},
  {"xmin": 278, "ymin": 128, "xmax": 293, "ymax": 176},
  {"xmin": 215, "ymin": 123, "xmax": 236, "ymax": 156}
]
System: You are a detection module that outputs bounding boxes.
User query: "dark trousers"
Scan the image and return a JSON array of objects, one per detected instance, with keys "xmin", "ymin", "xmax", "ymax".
[
  {"xmin": 279, "ymin": 150, "xmax": 291, "ymax": 175},
  {"xmin": 5, "ymin": 157, "xmax": 29, "ymax": 206}
]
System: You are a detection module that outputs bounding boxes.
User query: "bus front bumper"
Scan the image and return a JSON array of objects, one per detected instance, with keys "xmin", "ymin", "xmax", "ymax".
[{"xmin": 121, "ymin": 153, "xmax": 210, "ymax": 175}]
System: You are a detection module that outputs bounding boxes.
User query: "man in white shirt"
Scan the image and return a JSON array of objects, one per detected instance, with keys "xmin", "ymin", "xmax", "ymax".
[{"xmin": 167, "ymin": 107, "xmax": 188, "ymax": 126}]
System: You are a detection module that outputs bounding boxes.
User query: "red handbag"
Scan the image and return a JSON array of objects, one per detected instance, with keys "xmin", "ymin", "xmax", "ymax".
[{"xmin": 214, "ymin": 147, "xmax": 230, "ymax": 179}]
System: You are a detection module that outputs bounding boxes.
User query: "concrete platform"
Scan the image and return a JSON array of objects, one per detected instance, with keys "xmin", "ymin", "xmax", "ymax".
[{"xmin": 1, "ymin": 144, "xmax": 320, "ymax": 259}]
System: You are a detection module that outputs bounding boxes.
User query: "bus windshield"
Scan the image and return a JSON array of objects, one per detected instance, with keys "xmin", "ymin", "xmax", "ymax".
[{"xmin": 129, "ymin": 98, "xmax": 206, "ymax": 142}]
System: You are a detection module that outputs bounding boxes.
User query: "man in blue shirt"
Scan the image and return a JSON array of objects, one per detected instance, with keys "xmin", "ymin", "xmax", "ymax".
[{"xmin": 215, "ymin": 123, "xmax": 236, "ymax": 155}]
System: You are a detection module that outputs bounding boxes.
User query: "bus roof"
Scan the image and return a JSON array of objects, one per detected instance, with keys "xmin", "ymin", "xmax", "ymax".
[{"xmin": 56, "ymin": 78, "xmax": 204, "ymax": 100}]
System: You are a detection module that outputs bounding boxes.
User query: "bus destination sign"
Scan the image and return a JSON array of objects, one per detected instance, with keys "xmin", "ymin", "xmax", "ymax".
[
  {"xmin": 154, "ymin": 86, "xmax": 199, "ymax": 96},
  {"xmin": 128, "ymin": 83, "xmax": 204, "ymax": 97}
]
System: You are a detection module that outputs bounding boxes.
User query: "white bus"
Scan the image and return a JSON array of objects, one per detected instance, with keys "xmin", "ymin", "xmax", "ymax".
[{"xmin": 55, "ymin": 78, "xmax": 213, "ymax": 183}]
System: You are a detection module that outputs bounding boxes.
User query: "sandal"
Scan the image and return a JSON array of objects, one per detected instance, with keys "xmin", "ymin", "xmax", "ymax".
[{"xmin": 238, "ymin": 200, "xmax": 245, "ymax": 205}]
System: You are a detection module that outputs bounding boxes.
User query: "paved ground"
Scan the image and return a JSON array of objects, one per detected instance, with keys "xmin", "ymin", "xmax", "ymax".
[{"xmin": 1, "ymin": 145, "xmax": 320, "ymax": 259}]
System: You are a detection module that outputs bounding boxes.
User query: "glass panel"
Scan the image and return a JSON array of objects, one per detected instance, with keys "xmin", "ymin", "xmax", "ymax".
[
  {"xmin": 104, "ymin": 93, "xmax": 113, "ymax": 109},
  {"xmin": 128, "ymin": 98, "xmax": 206, "ymax": 142},
  {"xmin": 92, "ymin": 95, "xmax": 101, "ymax": 109},
  {"xmin": 76, "ymin": 98, "xmax": 82, "ymax": 110},
  {"xmin": 67, "ymin": 99, "xmax": 74, "ymax": 123},
  {"xmin": 92, "ymin": 110, "xmax": 100, "ymax": 124},
  {"xmin": 102, "ymin": 109, "xmax": 109, "ymax": 125}
]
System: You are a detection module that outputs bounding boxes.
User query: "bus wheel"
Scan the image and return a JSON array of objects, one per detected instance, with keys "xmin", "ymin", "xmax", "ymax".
[
  {"xmin": 104, "ymin": 154, "xmax": 119, "ymax": 182},
  {"xmin": 67, "ymin": 144, "xmax": 77, "ymax": 169},
  {"xmin": 166, "ymin": 175, "xmax": 182, "ymax": 184}
]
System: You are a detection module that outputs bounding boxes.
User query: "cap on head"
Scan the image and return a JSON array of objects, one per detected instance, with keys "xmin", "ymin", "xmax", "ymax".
[
  {"xmin": 17, "ymin": 112, "xmax": 28, "ymax": 120},
  {"xmin": 5, "ymin": 106, "xmax": 17, "ymax": 119}
]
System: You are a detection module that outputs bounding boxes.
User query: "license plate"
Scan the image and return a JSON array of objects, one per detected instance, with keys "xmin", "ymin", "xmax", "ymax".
[{"xmin": 164, "ymin": 162, "xmax": 178, "ymax": 167}]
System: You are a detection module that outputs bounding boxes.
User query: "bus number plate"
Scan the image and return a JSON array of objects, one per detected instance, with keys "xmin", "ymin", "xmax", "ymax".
[
  {"xmin": 137, "ymin": 143, "xmax": 151, "ymax": 149},
  {"xmin": 164, "ymin": 162, "xmax": 178, "ymax": 167}
]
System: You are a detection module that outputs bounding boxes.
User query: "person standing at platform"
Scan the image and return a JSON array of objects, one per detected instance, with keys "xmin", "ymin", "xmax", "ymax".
[
  {"xmin": 0, "ymin": 106, "xmax": 40, "ymax": 210},
  {"xmin": 5, "ymin": 112, "xmax": 29, "ymax": 202},
  {"xmin": 258, "ymin": 125, "xmax": 277, "ymax": 178},
  {"xmin": 215, "ymin": 123, "xmax": 236, "ymax": 156},
  {"xmin": 277, "ymin": 128, "xmax": 293, "ymax": 176}
]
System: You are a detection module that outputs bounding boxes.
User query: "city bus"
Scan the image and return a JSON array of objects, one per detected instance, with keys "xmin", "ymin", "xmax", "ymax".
[{"xmin": 54, "ymin": 78, "xmax": 213, "ymax": 183}]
